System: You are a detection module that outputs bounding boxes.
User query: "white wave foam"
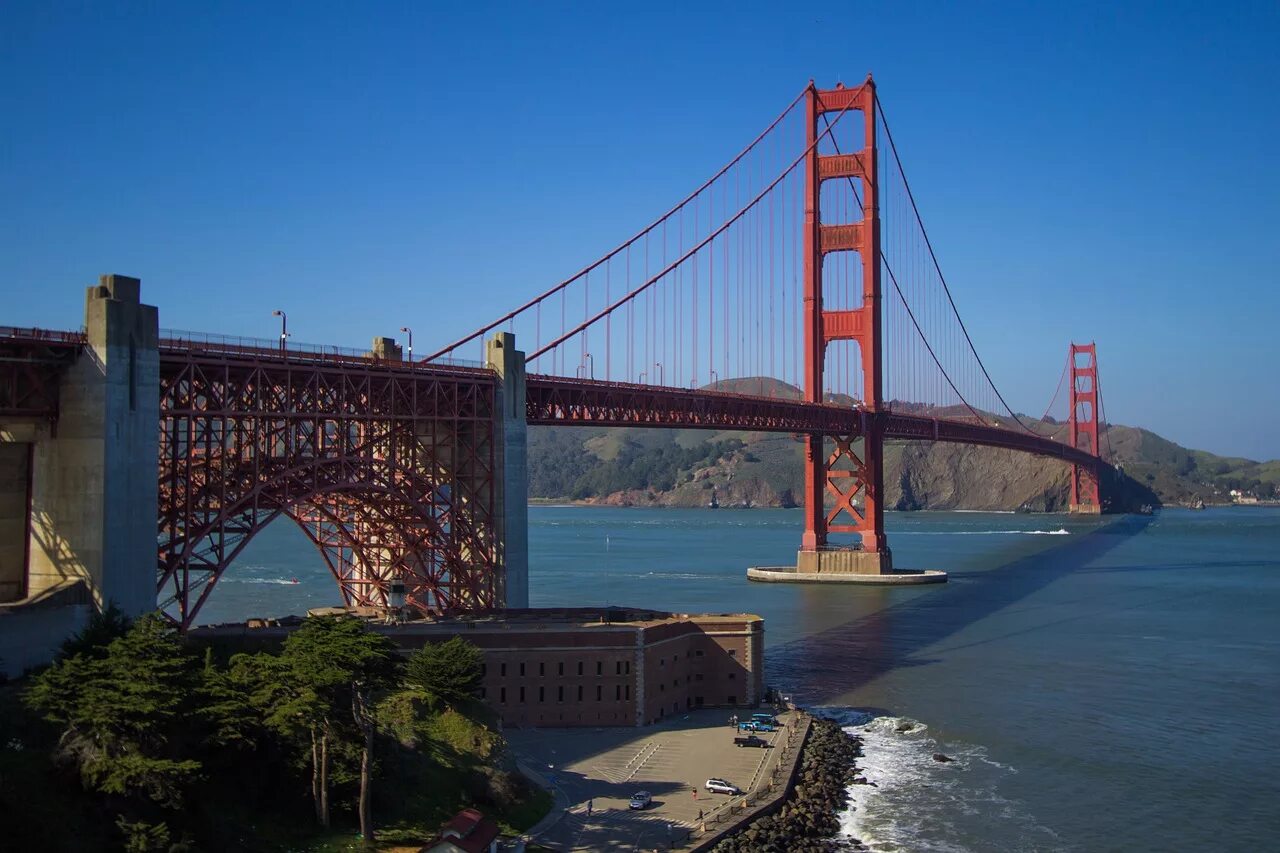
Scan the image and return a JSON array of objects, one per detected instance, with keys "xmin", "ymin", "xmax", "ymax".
[
  {"xmin": 819, "ymin": 710, "xmax": 1062, "ymax": 853},
  {"xmin": 229, "ymin": 577, "xmax": 300, "ymax": 586}
]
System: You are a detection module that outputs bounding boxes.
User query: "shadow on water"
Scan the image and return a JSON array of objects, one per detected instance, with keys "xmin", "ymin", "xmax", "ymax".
[{"xmin": 766, "ymin": 515, "xmax": 1156, "ymax": 706}]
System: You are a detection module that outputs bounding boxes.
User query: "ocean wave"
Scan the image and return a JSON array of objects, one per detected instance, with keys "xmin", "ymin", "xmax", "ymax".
[
  {"xmin": 226, "ymin": 577, "xmax": 300, "ymax": 586},
  {"xmin": 814, "ymin": 710, "xmax": 1062, "ymax": 853}
]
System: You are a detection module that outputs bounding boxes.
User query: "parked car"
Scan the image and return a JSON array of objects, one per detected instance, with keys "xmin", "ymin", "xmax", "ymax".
[
  {"xmin": 629, "ymin": 791, "xmax": 652, "ymax": 810},
  {"xmin": 739, "ymin": 720, "xmax": 774, "ymax": 732},
  {"xmin": 705, "ymin": 778, "xmax": 742, "ymax": 795},
  {"xmin": 751, "ymin": 713, "xmax": 780, "ymax": 726},
  {"xmin": 734, "ymin": 735, "xmax": 767, "ymax": 748}
]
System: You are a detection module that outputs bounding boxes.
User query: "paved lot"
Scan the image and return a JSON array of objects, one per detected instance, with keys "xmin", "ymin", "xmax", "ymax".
[{"xmin": 507, "ymin": 708, "xmax": 794, "ymax": 851}]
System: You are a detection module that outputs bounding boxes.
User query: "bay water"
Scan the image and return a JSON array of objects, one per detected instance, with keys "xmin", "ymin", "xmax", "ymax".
[{"xmin": 201, "ymin": 507, "xmax": 1280, "ymax": 852}]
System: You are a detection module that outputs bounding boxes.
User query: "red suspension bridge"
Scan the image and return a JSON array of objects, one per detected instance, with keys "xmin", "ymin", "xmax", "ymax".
[{"xmin": 0, "ymin": 77, "xmax": 1108, "ymax": 627}]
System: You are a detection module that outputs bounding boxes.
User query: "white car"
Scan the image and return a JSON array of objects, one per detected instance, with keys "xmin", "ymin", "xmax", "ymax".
[
  {"xmin": 629, "ymin": 791, "xmax": 652, "ymax": 810},
  {"xmin": 705, "ymin": 778, "xmax": 741, "ymax": 795}
]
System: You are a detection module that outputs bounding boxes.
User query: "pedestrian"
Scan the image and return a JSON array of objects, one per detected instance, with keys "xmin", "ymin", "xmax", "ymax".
[
  {"xmin": 587, "ymin": 798, "xmax": 593, "ymax": 817},
  {"xmin": 692, "ymin": 787, "xmax": 698, "ymax": 801},
  {"xmin": 698, "ymin": 808, "xmax": 704, "ymax": 822}
]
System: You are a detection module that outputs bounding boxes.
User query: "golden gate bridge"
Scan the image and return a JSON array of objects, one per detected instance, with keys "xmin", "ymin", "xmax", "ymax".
[{"xmin": 0, "ymin": 77, "xmax": 1106, "ymax": 628}]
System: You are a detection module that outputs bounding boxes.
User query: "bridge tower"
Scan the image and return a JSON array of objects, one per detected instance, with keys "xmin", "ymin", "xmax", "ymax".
[
  {"xmin": 798, "ymin": 77, "xmax": 892, "ymax": 574},
  {"xmin": 1068, "ymin": 342, "xmax": 1103, "ymax": 513}
]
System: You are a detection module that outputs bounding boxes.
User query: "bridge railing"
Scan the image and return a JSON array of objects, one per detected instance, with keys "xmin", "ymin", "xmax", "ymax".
[
  {"xmin": 159, "ymin": 328, "xmax": 484, "ymax": 371},
  {"xmin": 0, "ymin": 326, "xmax": 86, "ymax": 346}
]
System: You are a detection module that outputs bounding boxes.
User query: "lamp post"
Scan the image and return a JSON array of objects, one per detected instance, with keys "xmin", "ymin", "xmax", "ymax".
[
  {"xmin": 272, "ymin": 309, "xmax": 289, "ymax": 353},
  {"xmin": 638, "ymin": 370, "xmax": 647, "ymax": 384},
  {"xmin": 399, "ymin": 326, "xmax": 413, "ymax": 367},
  {"xmin": 654, "ymin": 362, "xmax": 663, "ymax": 385},
  {"xmin": 578, "ymin": 352, "xmax": 594, "ymax": 380},
  {"xmin": 710, "ymin": 369, "xmax": 719, "ymax": 389}
]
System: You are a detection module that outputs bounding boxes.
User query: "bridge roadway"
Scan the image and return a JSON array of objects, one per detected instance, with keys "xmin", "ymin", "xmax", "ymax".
[
  {"xmin": 524, "ymin": 373, "xmax": 1099, "ymax": 468},
  {"xmin": 1, "ymin": 327, "xmax": 1096, "ymax": 467}
]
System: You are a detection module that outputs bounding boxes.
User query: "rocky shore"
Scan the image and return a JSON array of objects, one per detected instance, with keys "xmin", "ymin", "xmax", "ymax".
[{"xmin": 710, "ymin": 717, "xmax": 864, "ymax": 853}]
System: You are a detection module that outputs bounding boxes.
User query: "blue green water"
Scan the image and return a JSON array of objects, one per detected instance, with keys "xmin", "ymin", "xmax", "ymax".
[{"xmin": 204, "ymin": 507, "xmax": 1280, "ymax": 852}]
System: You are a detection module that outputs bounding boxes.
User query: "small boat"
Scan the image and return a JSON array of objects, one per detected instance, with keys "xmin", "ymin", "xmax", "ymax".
[{"xmin": 709, "ymin": 488, "xmax": 720, "ymax": 509}]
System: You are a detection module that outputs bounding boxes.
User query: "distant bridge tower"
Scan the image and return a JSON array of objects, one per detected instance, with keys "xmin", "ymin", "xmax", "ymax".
[
  {"xmin": 798, "ymin": 77, "xmax": 892, "ymax": 574},
  {"xmin": 1068, "ymin": 342, "xmax": 1102, "ymax": 513}
]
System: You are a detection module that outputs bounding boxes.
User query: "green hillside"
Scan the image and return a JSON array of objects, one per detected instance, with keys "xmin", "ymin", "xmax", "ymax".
[{"xmin": 527, "ymin": 379, "xmax": 1277, "ymax": 511}]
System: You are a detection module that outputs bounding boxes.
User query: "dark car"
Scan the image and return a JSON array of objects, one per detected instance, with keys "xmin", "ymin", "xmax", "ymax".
[{"xmin": 734, "ymin": 735, "xmax": 767, "ymax": 748}]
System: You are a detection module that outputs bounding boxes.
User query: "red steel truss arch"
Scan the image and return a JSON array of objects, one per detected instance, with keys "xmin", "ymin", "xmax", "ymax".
[{"xmin": 157, "ymin": 346, "xmax": 499, "ymax": 628}]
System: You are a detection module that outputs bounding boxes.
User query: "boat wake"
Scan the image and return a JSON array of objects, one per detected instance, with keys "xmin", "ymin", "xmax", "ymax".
[{"xmin": 898, "ymin": 528, "xmax": 1070, "ymax": 537}]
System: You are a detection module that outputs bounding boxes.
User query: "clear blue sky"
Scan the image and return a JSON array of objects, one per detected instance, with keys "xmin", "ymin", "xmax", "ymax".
[{"xmin": 2, "ymin": 2, "xmax": 1277, "ymax": 459}]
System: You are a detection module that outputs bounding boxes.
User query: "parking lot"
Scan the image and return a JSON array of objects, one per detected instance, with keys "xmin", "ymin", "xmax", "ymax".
[{"xmin": 506, "ymin": 708, "xmax": 794, "ymax": 851}]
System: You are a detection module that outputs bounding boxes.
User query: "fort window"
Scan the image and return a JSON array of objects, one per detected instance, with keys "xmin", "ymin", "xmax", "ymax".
[
  {"xmin": 695, "ymin": 650, "xmax": 705, "ymax": 657},
  {"xmin": 728, "ymin": 695, "xmax": 737, "ymax": 704},
  {"xmin": 539, "ymin": 662, "xmax": 545, "ymax": 677},
  {"xmin": 500, "ymin": 663, "xmax": 507, "ymax": 677},
  {"xmin": 597, "ymin": 661, "xmax": 602, "ymax": 676},
  {"xmin": 578, "ymin": 661, "xmax": 584, "ymax": 675},
  {"xmin": 500, "ymin": 687, "xmax": 506, "ymax": 703},
  {"xmin": 625, "ymin": 685, "xmax": 631, "ymax": 700},
  {"xmin": 728, "ymin": 672, "xmax": 736, "ymax": 680},
  {"xmin": 558, "ymin": 685, "xmax": 564, "ymax": 702},
  {"xmin": 615, "ymin": 685, "xmax": 621, "ymax": 700},
  {"xmin": 520, "ymin": 662, "xmax": 526, "ymax": 676},
  {"xmin": 616, "ymin": 661, "xmax": 622, "ymax": 675},
  {"xmin": 625, "ymin": 661, "xmax": 631, "ymax": 674},
  {"xmin": 520, "ymin": 686, "xmax": 526, "ymax": 702},
  {"xmin": 539, "ymin": 686, "xmax": 545, "ymax": 702},
  {"xmin": 558, "ymin": 662, "xmax": 564, "ymax": 676},
  {"xmin": 728, "ymin": 649, "xmax": 737, "ymax": 657},
  {"xmin": 577, "ymin": 685, "xmax": 583, "ymax": 701},
  {"xmin": 596, "ymin": 685, "xmax": 603, "ymax": 701}
]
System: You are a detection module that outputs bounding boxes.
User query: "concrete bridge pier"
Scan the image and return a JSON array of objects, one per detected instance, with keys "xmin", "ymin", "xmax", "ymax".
[
  {"xmin": 29, "ymin": 275, "xmax": 160, "ymax": 615},
  {"xmin": 0, "ymin": 275, "xmax": 159, "ymax": 676},
  {"xmin": 488, "ymin": 332, "xmax": 528, "ymax": 609}
]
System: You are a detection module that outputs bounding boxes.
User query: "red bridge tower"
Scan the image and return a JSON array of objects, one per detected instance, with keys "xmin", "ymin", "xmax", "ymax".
[
  {"xmin": 1068, "ymin": 342, "xmax": 1103, "ymax": 513},
  {"xmin": 798, "ymin": 77, "xmax": 892, "ymax": 574}
]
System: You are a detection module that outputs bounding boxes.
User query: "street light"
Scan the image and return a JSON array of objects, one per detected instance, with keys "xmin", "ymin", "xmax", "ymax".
[
  {"xmin": 710, "ymin": 369, "xmax": 719, "ymax": 388},
  {"xmin": 654, "ymin": 362, "xmax": 663, "ymax": 385},
  {"xmin": 399, "ymin": 326, "xmax": 413, "ymax": 366},
  {"xmin": 272, "ymin": 309, "xmax": 289, "ymax": 353},
  {"xmin": 578, "ymin": 352, "xmax": 594, "ymax": 380},
  {"xmin": 638, "ymin": 370, "xmax": 647, "ymax": 384}
]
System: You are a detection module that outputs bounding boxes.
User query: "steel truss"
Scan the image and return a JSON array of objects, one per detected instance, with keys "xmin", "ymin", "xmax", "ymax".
[
  {"xmin": 526, "ymin": 375, "xmax": 861, "ymax": 433},
  {"xmin": 0, "ymin": 329, "xmax": 82, "ymax": 420},
  {"xmin": 157, "ymin": 349, "xmax": 499, "ymax": 628}
]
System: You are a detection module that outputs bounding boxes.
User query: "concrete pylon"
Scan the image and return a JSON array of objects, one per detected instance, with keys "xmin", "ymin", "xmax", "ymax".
[
  {"xmin": 26, "ymin": 275, "xmax": 159, "ymax": 616},
  {"xmin": 487, "ymin": 332, "xmax": 528, "ymax": 609}
]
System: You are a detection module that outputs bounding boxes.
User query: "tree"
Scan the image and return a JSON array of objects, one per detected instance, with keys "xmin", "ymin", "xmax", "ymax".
[
  {"xmin": 404, "ymin": 636, "xmax": 484, "ymax": 704},
  {"xmin": 271, "ymin": 617, "xmax": 401, "ymax": 841},
  {"xmin": 58, "ymin": 602, "xmax": 132, "ymax": 660},
  {"xmin": 24, "ymin": 614, "xmax": 202, "ymax": 810}
]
